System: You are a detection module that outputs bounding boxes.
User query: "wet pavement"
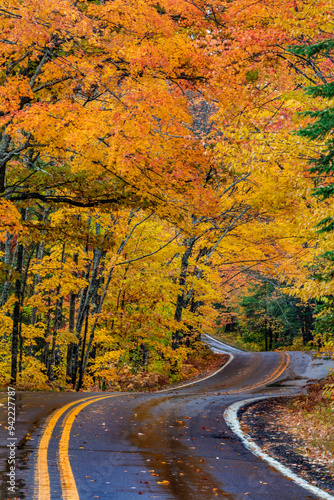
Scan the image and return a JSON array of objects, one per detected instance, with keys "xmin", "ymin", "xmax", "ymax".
[{"xmin": 1, "ymin": 338, "xmax": 333, "ymax": 500}]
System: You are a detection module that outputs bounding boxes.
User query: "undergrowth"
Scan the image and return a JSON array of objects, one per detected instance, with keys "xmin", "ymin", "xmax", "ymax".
[
  {"xmin": 87, "ymin": 344, "xmax": 227, "ymax": 392},
  {"xmin": 0, "ymin": 343, "xmax": 227, "ymax": 393},
  {"xmin": 291, "ymin": 373, "xmax": 334, "ymax": 454}
]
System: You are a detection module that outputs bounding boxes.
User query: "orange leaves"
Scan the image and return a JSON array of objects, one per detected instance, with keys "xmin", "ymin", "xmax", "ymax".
[
  {"xmin": 0, "ymin": 76, "xmax": 34, "ymax": 127},
  {"xmin": 1, "ymin": 0, "xmax": 334, "ymax": 390},
  {"xmin": 0, "ymin": 0, "xmax": 215, "ymax": 214},
  {"xmin": 0, "ymin": 200, "xmax": 24, "ymax": 242}
]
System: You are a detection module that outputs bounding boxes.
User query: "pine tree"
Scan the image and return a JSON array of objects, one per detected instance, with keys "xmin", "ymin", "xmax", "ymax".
[
  {"xmin": 294, "ymin": 40, "xmax": 334, "ymax": 232},
  {"xmin": 293, "ymin": 39, "xmax": 334, "ymax": 340}
]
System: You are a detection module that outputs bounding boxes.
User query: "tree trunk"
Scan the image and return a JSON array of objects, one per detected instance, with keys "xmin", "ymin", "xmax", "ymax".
[
  {"xmin": 10, "ymin": 240, "xmax": 24, "ymax": 384},
  {"xmin": 173, "ymin": 236, "xmax": 196, "ymax": 349},
  {"xmin": 31, "ymin": 242, "xmax": 45, "ymax": 326},
  {"xmin": 1, "ymin": 233, "xmax": 12, "ymax": 307},
  {"xmin": 19, "ymin": 243, "xmax": 35, "ymax": 363},
  {"xmin": 44, "ymin": 296, "xmax": 51, "ymax": 370},
  {"xmin": 0, "ymin": 133, "xmax": 11, "ymax": 193},
  {"xmin": 47, "ymin": 293, "xmax": 62, "ymax": 382},
  {"xmin": 66, "ymin": 253, "xmax": 78, "ymax": 382},
  {"xmin": 76, "ymin": 306, "xmax": 89, "ymax": 391},
  {"xmin": 48, "ymin": 245, "xmax": 65, "ymax": 382},
  {"xmin": 268, "ymin": 325, "xmax": 273, "ymax": 351},
  {"xmin": 264, "ymin": 318, "xmax": 268, "ymax": 352}
]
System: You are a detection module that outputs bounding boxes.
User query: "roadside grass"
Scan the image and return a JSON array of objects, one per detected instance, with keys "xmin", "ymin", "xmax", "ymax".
[{"xmin": 289, "ymin": 373, "xmax": 334, "ymax": 458}]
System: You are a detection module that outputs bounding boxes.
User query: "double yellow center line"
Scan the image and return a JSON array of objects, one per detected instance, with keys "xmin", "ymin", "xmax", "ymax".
[
  {"xmin": 34, "ymin": 353, "xmax": 290, "ymax": 500},
  {"xmin": 34, "ymin": 395, "xmax": 118, "ymax": 500},
  {"xmin": 226, "ymin": 352, "xmax": 290, "ymax": 395}
]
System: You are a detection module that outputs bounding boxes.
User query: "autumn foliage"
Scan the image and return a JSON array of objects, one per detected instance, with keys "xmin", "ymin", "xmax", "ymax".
[{"xmin": 0, "ymin": 0, "xmax": 334, "ymax": 390}]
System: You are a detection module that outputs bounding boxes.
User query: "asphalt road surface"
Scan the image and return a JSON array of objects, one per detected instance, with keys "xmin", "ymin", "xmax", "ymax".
[{"xmin": 1, "ymin": 336, "xmax": 334, "ymax": 500}]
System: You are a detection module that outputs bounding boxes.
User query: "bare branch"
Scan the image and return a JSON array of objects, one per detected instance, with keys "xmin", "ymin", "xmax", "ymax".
[
  {"xmin": 33, "ymin": 76, "xmax": 72, "ymax": 92},
  {"xmin": 29, "ymin": 50, "xmax": 51, "ymax": 89},
  {"xmin": 204, "ymin": 206, "xmax": 250, "ymax": 264},
  {"xmin": 220, "ymin": 173, "xmax": 251, "ymax": 197},
  {"xmin": 7, "ymin": 192, "xmax": 128, "ymax": 207},
  {"xmin": 115, "ymin": 230, "xmax": 182, "ymax": 266}
]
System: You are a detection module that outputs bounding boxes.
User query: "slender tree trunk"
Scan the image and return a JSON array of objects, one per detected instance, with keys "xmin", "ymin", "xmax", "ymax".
[
  {"xmin": 301, "ymin": 323, "xmax": 306, "ymax": 345},
  {"xmin": 274, "ymin": 329, "xmax": 278, "ymax": 349},
  {"xmin": 19, "ymin": 243, "xmax": 35, "ymax": 364},
  {"xmin": 48, "ymin": 292, "xmax": 62, "ymax": 382},
  {"xmin": 173, "ymin": 236, "xmax": 196, "ymax": 349},
  {"xmin": 44, "ymin": 295, "xmax": 51, "ymax": 370},
  {"xmin": 76, "ymin": 248, "xmax": 104, "ymax": 334},
  {"xmin": 268, "ymin": 326, "xmax": 273, "ymax": 351},
  {"xmin": 1, "ymin": 233, "xmax": 12, "ymax": 307},
  {"xmin": 31, "ymin": 242, "xmax": 45, "ymax": 326},
  {"xmin": 264, "ymin": 318, "xmax": 268, "ymax": 352},
  {"xmin": 305, "ymin": 303, "xmax": 314, "ymax": 343},
  {"xmin": 66, "ymin": 253, "xmax": 78, "ymax": 382},
  {"xmin": 10, "ymin": 240, "xmax": 24, "ymax": 385},
  {"xmin": 76, "ymin": 306, "xmax": 89, "ymax": 391},
  {"xmin": 48, "ymin": 246, "xmax": 65, "ymax": 382},
  {"xmin": 141, "ymin": 344, "xmax": 148, "ymax": 368},
  {"xmin": 0, "ymin": 133, "xmax": 11, "ymax": 193},
  {"xmin": 10, "ymin": 206, "xmax": 27, "ymax": 385}
]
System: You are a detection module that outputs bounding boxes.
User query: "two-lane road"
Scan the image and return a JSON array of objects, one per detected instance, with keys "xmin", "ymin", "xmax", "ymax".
[{"xmin": 1, "ymin": 337, "xmax": 333, "ymax": 499}]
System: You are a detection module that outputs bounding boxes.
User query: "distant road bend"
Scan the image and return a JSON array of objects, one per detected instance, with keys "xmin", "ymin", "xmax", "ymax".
[{"xmin": 1, "ymin": 335, "xmax": 333, "ymax": 499}]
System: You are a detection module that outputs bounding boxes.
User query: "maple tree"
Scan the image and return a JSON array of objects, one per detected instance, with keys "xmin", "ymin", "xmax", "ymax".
[
  {"xmin": 0, "ymin": 0, "xmax": 215, "ymax": 385},
  {"xmin": 1, "ymin": 0, "xmax": 334, "ymax": 389}
]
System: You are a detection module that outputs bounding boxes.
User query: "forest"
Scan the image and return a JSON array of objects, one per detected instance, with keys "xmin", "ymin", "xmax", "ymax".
[{"xmin": 0, "ymin": 0, "xmax": 333, "ymax": 391}]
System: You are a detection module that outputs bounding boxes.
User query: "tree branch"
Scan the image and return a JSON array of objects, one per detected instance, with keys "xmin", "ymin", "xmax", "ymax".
[{"xmin": 115, "ymin": 230, "xmax": 182, "ymax": 266}]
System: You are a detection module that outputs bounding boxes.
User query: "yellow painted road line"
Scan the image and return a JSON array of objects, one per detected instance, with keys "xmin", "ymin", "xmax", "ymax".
[
  {"xmin": 228, "ymin": 352, "xmax": 290, "ymax": 394},
  {"xmin": 34, "ymin": 353, "xmax": 290, "ymax": 499},
  {"xmin": 56, "ymin": 355, "xmax": 289, "ymax": 500},
  {"xmin": 34, "ymin": 396, "xmax": 108, "ymax": 500},
  {"xmin": 59, "ymin": 396, "xmax": 118, "ymax": 500}
]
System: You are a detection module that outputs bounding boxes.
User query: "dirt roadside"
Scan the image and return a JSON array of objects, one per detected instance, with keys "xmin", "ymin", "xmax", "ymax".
[{"xmin": 240, "ymin": 396, "xmax": 334, "ymax": 495}]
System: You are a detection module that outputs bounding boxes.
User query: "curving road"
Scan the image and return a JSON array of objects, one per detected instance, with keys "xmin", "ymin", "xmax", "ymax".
[{"xmin": 1, "ymin": 336, "xmax": 334, "ymax": 500}]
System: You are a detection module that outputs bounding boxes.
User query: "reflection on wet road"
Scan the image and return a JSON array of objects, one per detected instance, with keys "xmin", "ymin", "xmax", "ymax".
[
  {"xmin": 1, "ymin": 338, "xmax": 333, "ymax": 499},
  {"xmin": 129, "ymin": 394, "xmax": 234, "ymax": 499}
]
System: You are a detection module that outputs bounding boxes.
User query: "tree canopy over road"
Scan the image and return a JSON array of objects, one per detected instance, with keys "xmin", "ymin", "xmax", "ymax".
[{"xmin": 0, "ymin": 0, "xmax": 333, "ymax": 389}]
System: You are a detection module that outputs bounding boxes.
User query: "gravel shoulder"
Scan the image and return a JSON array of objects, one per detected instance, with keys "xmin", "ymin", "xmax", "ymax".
[{"xmin": 240, "ymin": 397, "xmax": 334, "ymax": 495}]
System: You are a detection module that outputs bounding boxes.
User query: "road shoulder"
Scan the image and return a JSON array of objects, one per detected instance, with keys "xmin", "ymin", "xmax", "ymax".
[{"xmin": 225, "ymin": 396, "xmax": 334, "ymax": 499}]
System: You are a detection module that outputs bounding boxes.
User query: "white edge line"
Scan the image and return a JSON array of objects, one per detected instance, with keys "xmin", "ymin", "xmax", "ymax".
[
  {"xmin": 203, "ymin": 333, "xmax": 245, "ymax": 353},
  {"xmin": 157, "ymin": 353, "xmax": 234, "ymax": 392},
  {"xmin": 157, "ymin": 331, "xmax": 239, "ymax": 392},
  {"xmin": 224, "ymin": 396, "xmax": 334, "ymax": 500}
]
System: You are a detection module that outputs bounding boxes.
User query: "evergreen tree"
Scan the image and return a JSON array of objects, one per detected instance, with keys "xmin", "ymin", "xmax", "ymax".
[
  {"xmin": 293, "ymin": 40, "xmax": 334, "ymax": 231},
  {"xmin": 292, "ymin": 39, "xmax": 334, "ymax": 339}
]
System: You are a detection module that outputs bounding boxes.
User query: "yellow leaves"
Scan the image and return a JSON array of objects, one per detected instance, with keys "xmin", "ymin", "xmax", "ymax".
[
  {"xmin": 1, "ymin": 0, "xmax": 334, "ymax": 391},
  {"xmin": 1, "ymin": 296, "xmax": 17, "ymax": 315},
  {"xmin": 0, "ymin": 312, "xmax": 13, "ymax": 337},
  {"xmin": 58, "ymin": 328, "xmax": 78, "ymax": 345},
  {"xmin": 0, "ymin": 339, "xmax": 11, "ymax": 385},
  {"xmin": 0, "ymin": 200, "xmax": 24, "ymax": 242},
  {"xmin": 21, "ymin": 324, "xmax": 44, "ymax": 346},
  {"xmin": 17, "ymin": 356, "xmax": 49, "ymax": 390},
  {"xmin": 29, "ymin": 252, "xmax": 88, "ymax": 297},
  {"xmin": 88, "ymin": 351, "xmax": 123, "ymax": 382}
]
